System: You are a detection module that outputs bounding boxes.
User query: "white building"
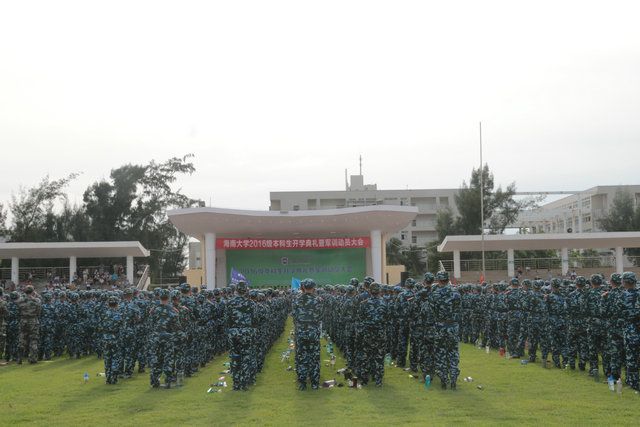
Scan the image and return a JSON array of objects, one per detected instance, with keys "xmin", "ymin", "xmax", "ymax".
[
  {"xmin": 516, "ymin": 185, "xmax": 640, "ymax": 234},
  {"xmin": 269, "ymin": 174, "xmax": 459, "ymax": 247}
]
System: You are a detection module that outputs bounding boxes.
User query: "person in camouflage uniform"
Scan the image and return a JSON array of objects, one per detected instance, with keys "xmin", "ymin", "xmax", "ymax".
[
  {"xmin": 506, "ymin": 278, "xmax": 526, "ymax": 358},
  {"xmin": 586, "ymin": 273, "xmax": 609, "ymax": 377},
  {"xmin": 5, "ymin": 292, "xmax": 20, "ymax": 362},
  {"xmin": 621, "ymin": 272, "xmax": 639, "ymax": 390},
  {"xmin": 357, "ymin": 282, "xmax": 388, "ymax": 386},
  {"xmin": 179, "ymin": 284, "xmax": 198, "ymax": 377},
  {"xmin": 66, "ymin": 292, "xmax": 83, "ymax": 359},
  {"xmin": 38, "ymin": 292, "xmax": 56, "ymax": 360},
  {"xmin": 526, "ymin": 280, "xmax": 547, "ymax": 363},
  {"xmin": 545, "ymin": 279, "xmax": 567, "ymax": 368},
  {"xmin": 149, "ymin": 289, "xmax": 180, "ymax": 388},
  {"xmin": 431, "ymin": 271, "xmax": 461, "ymax": 389},
  {"xmin": 394, "ymin": 278, "xmax": 415, "ymax": 368},
  {"xmin": 416, "ymin": 284, "xmax": 436, "ymax": 381},
  {"xmin": 493, "ymin": 282, "xmax": 509, "ymax": 351},
  {"xmin": 604, "ymin": 273, "xmax": 626, "ymax": 381},
  {"xmin": 225, "ymin": 281, "xmax": 257, "ymax": 391},
  {"xmin": 171, "ymin": 290, "xmax": 189, "ymax": 385},
  {"xmin": 565, "ymin": 276, "xmax": 588, "ymax": 370},
  {"xmin": 101, "ymin": 295, "xmax": 124, "ymax": 384},
  {"xmin": 516, "ymin": 280, "xmax": 531, "ymax": 356},
  {"xmin": 53, "ymin": 291, "xmax": 70, "ymax": 357},
  {"xmin": 16, "ymin": 285, "xmax": 41, "ymax": 364},
  {"xmin": 121, "ymin": 288, "xmax": 141, "ymax": 378},
  {"xmin": 292, "ymin": 278, "xmax": 323, "ymax": 390},
  {"xmin": 0, "ymin": 289, "xmax": 6, "ymax": 359}
]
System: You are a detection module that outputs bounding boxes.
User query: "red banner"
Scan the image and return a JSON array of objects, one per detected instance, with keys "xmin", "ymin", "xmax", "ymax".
[{"xmin": 216, "ymin": 237, "xmax": 371, "ymax": 250}]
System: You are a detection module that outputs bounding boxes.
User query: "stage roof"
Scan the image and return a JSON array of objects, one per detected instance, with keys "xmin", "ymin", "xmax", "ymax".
[{"xmin": 167, "ymin": 206, "xmax": 419, "ymax": 240}]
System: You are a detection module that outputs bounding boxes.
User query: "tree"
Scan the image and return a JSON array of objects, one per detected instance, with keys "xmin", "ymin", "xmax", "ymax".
[
  {"xmin": 386, "ymin": 237, "xmax": 406, "ymax": 265},
  {"xmin": 597, "ymin": 191, "xmax": 638, "ymax": 232},
  {"xmin": 82, "ymin": 155, "xmax": 199, "ymax": 281},
  {"xmin": 453, "ymin": 164, "xmax": 526, "ymax": 235},
  {"xmin": 403, "ymin": 245, "xmax": 426, "ymax": 277},
  {"xmin": 597, "ymin": 190, "xmax": 640, "ymax": 263},
  {"xmin": 9, "ymin": 173, "xmax": 79, "ymax": 242},
  {"xmin": 0, "ymin": 202, "xmax": 8, "ymax": 238}
]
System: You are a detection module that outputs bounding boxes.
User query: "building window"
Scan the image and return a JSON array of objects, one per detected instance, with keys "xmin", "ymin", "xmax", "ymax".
[
  {"xmin": 401, "ymin": 232, "xmax": 407, "ymax": 241},
  {"xmin": 412, "ymin": 219, "xmax": 417, "ymax": 227},
  {"xmin": 293, "ymin": 205, "xmax": 299, "ymax": 211},
  {"xmin": 411, "ymin": 235, "xmax": 417, "ymax": 244}
]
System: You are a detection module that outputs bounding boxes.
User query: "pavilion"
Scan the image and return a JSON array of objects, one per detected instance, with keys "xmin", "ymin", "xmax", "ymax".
[
  {"xmin": 0, "ymin": 241, "xmax": 150, "ymax": 284},
  {"xmin": 437, "ymin": 231, "xmax": 640, "ymax": 279}
]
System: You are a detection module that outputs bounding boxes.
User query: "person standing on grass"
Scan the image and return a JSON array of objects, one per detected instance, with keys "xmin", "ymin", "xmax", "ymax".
[
  {"xmin": 149, "ymin": 289, "xmax": 179, "ymax": 389},
  {"xmin": 101, "ymin": 295, "xmax": 124, "ymax": 384},
  {"xmin": 225, "ymin": 281, "xmax": 257, "ymax": 391},
  {"xmin": 621, "ymin": 272, "xmax": 639, "ymax": 391},
  {"xmin": 357, "ymin": 282, "xmax": 389, "ymax": 386},
  {"xmin": 292, "ymin": 278, "xmax": 323, "ymax": 390},
  {"xmin": 430, "ymin": 271, "xmax": 461, "ymax": 390}
]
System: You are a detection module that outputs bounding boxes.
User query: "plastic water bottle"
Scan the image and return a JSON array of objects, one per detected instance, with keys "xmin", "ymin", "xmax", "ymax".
[
  {"xmin": 485, "ymin": 345, "xmax": 490, "ymax": 354},
  {"xmin": 608, "ymin": 376, "xmax": 615, "ymax": 392},
  {"xmin": 424, "ymin": 375, "xmax": 431, "ymax": 389},
  {"xmin": 616, "ymin": 378, "xmax": 623, "ymax": 395},
  {"xmin": 384, "ymin": 354, "xmax": 392, "ymax": 366},
  {"xmin": 83, "ymin": 372, "xmax": 89, "ymax": 383}
]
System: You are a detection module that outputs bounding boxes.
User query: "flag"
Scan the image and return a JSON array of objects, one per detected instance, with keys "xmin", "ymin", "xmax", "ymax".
[
  {"xmin": 231, "ymin": 267, "xmax": 250, "ymax": 285},
  {"xmin": 291, "ymin": 277, "xmax": 301, "ymax": 292}
]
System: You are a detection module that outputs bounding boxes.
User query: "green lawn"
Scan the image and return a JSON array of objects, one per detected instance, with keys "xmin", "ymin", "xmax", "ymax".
[{"xmin": 1, "ymin": 318, "xmax": 638, "ymax": 426}]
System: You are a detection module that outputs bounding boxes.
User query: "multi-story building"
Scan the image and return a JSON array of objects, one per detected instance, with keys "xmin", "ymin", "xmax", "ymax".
[
  {"xmin": 515, "ymin": 185, "xmax": 640, "ymax": 234},
  {"xmin": 269, "ymin": 174, "xmax": 459, "ymax": 247}
]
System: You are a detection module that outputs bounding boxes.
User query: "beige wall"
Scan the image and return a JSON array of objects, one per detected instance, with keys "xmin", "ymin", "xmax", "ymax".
[
  {"xmin": 384, "ymin": 264, "xmax": 405, "ymax": 285},
  {"xmin": 183, "ymin": 268, "xmax": 204, "ymax": 286}
]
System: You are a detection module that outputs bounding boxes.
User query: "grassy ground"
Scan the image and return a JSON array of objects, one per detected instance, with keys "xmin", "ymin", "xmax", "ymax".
[{"xmin": 1, "ymin": 318, "xmax": 638, "ymax": 426}]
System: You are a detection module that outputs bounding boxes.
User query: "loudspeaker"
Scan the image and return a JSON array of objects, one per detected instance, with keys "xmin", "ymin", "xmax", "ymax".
[{"xmin": 400, "ymin": 271, "xmax": 409, "ymax": 285}]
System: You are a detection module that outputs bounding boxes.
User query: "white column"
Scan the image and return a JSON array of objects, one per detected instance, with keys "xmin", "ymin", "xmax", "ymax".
[
  {"xmin": 205, "ymin": 232, "xmax": 216, "ymax": 289},
  {"xmin": 370, "ymin": 229, "xmax": 382, "ymax": 282},
  {"xmin": 615, "ymin": 246, "xmax": 624, "ymax": 273},
  {"xmin": 69, "ymin": 256, "xmax": 77, "ymax": 283},
  {"xmin": 507, "ymin": 248, "xmax": 515, "ymax": 278},
  {"xmin": 561, "ymin": 247, "xmax": 569, "ymax": 276},
  {"xmin": 11, "ymin": 257, "xmax": 19, "ymax": 285},
  {"xmin": 453, "ymin": 250, "xmax": 461, "ymax": 279},
  {"xmin": 126, "ymin": 255, "xmax": 134, "ymax": 285}
]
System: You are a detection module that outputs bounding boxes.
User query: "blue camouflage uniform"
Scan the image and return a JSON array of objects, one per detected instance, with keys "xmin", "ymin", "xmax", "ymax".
[{"xmin": 292, "ymin": 279, "xmax": 324, "ymax": 390}]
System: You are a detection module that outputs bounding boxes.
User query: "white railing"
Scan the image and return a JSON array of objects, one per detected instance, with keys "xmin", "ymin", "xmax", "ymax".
[
  {"xmin": 439, "ymin": 256, "xmax": 624, "ymax": 272},
  {"xmin": 136, "ymin": 265, "xmax": 151, "ymax": 290}
]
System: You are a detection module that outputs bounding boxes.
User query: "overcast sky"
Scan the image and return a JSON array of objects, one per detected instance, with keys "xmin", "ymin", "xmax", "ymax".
[{"xmin": 1, "ymin": 0, "xmax": 639, "ymax": 212}]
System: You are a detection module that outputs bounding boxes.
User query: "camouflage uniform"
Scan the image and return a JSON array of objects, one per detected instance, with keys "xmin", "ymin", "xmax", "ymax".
[
  {"xmin": 416, "ymin": 286, "xmax": 436, "ymax": 379},
  {"xmin": 225, "ymin": 282, "xmax": 257, "ymax": 391},
  {"xmin": 149, "ymin": 290, "xmax": 180, "ymax": 388},
  {"xmin": 586, "ymin": 275, "xmax": 609, "ymax": 377},
  {"xmin": 356, "ymin": 282, "xmax": 388, "ymax": 386},
  {"xmin": 121, "ymin": 289, "xmax": 141, "ymax": 377},
  {"xmin": 526, "ymin": 281, "xmax": 547, "ymax": 362},
  {"xmin": 66, "ymin": 293, "xmax": 83, "ymax": 359},
  {"xmin": 292, "ymin": 279, "xmax": 323, "ymax": 390},
  {"xmin": 605, "ymin": 274, "xmax": 626, "ymax": 381},
  {"xmin": 101, "ymin": 298, "xmax": 124, "ymax": 384},
  {"xmin": 431, "ymin": 272, "xmax": 461, "ymax": 389},
  {"xmin": 545, "ymin": 281, "xmax": 567, "ymax": 368},
  {"xmin": 0, "ymin": 291, "xmax": 6, "ymax": 359},
  {"xmin": 39, "ymin": 293, "xmax": 56, "ymax": 360},
  {"xmin": 16, "ymin": 287, "xmax": 41, "ymax": 364},
  {"xmin": 394, "ymin": 279, "xmax": 414, "ymax": 367},
  {"xmin": 565, "ymin": 277, "xmax": 588, "ymax": 370},
  {"xmin": 621, "ymin": 272, "xmax": 639, "ymax": 390},
  {"xmin": 5, "ymin": 292, "xmax": 20, "ymax": 361},
  {"xmin": 506, "ymin": 279, "xmax": 525, "ymax": 357}
]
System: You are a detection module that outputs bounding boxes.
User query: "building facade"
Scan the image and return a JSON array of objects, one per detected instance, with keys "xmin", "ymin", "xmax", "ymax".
[
  {"xmin": 515, "ymin": 185, "xmax": 640, "ymax": 234},
  {"xmin": 270, "ymin": 174, "xmax": 459, "ymax": 247}
]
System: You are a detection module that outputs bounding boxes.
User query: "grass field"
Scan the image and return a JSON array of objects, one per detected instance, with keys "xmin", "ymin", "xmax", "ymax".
[{"xmin": 1, "ymin": 318, "xmax": 639, "ymax": 426}]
